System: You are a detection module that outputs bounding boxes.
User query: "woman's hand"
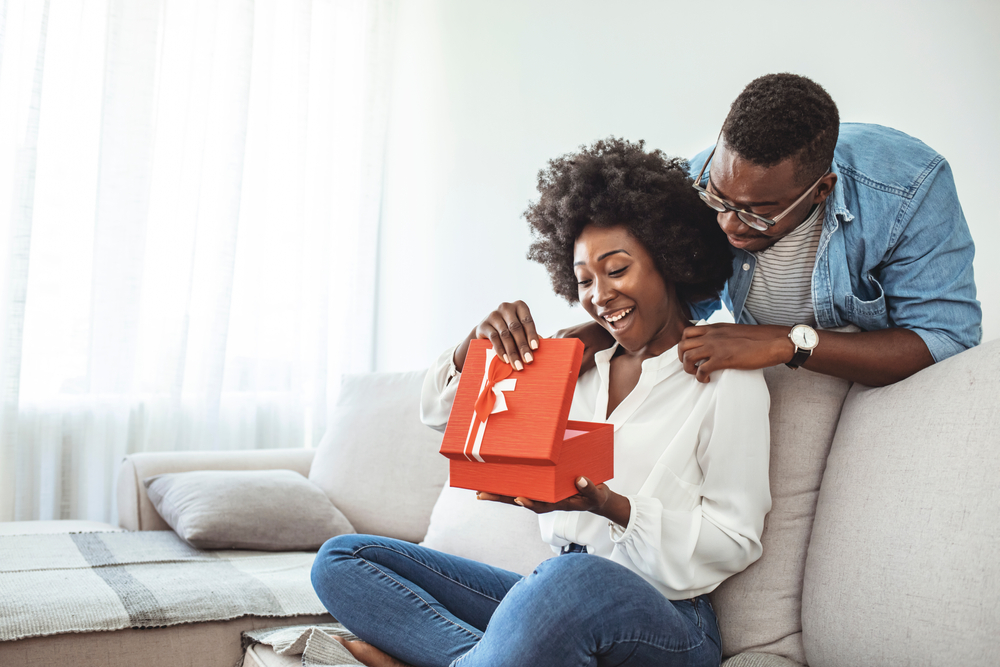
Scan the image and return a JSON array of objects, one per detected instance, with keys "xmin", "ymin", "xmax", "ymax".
[
  {"xmin": 453, "ymin": 301, "xmax": 540, "ymax": 373},
  {"xmin": 478, "ymin": 477, "xmax": 632, "ymax": 528},
  {"xmin": 554, "ymin": 321, "xmax": 614, "ymax": 376}
]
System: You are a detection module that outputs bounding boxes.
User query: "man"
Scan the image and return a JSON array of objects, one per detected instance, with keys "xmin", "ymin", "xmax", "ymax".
[
  {"xmin": 539, "ymin": 74, "xmax": 980, "ymax": 387},
  {"xmin": 675, "ymin": 73, "xmax": 980, "ymax": 386}
]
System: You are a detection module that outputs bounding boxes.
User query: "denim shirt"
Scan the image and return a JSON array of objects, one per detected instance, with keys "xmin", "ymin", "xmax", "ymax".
[{"xmin": 688, "ymin": 123, "xmax": 982, "ymax": 363}]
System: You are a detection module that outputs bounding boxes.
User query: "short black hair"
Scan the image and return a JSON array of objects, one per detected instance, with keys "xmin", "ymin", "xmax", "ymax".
[
  {"xmin": 525, "ymin": 137, "xmax": 732, "ymax": 305},
  {"xmin": 722, "ymin": 73, "xmax": 839, "ymax": 184}
]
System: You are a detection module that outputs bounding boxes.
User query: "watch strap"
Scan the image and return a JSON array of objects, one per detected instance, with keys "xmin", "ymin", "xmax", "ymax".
[{"xmin": 786, "ymin": 348, "xmax": 812, "ymax": 369}]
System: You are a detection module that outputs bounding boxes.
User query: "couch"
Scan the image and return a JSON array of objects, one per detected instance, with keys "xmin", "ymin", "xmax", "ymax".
[{"xmin": 1, "ymin": 340, "xmax": 997, "ymax": 667}]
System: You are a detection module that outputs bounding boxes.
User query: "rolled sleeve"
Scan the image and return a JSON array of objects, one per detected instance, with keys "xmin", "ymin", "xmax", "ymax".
[{"xmin": 880, "ymin": 159, "xmax": 981, "ymax": 361}]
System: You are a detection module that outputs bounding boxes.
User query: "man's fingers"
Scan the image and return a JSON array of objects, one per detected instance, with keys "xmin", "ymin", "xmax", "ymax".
[
  {"xmin": 681, "ymin": 324, "xmax": 709, "ymax": 340},
  {"xmin": 676, "ymin": 337, "xmax": 701, "ymax": 362},
  {"xmin": 695, "ymin": 359, "xmax": 717, "ymax": 383},
  {"xmin": 681, "ymin": 346, "xmax": 711, "ymax": 377}
]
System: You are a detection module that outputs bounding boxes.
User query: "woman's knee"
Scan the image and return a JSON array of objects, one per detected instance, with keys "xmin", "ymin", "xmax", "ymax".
[
  {"xmin": 533, "ymin": 553, "xmax": 624, "ymax": 586},
  {"xmin": 311, "ymin": 533, "xmax": 378, "ymax": 588},
  {"xmin": 527, "ymin": 555, "xmax": 652, "ymax": 618}
]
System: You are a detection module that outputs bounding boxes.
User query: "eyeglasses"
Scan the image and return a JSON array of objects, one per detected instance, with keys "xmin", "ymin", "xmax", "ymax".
[{"xmin": 691, "ymin": 145, "xmax": 828, "ymax": 232}]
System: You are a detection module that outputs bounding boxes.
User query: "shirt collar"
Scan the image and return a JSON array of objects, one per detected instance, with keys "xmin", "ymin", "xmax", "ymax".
[
  {"xmin": 592, "ymin": 319, "xmax": 706, "ymax": 374},
  {"xmin": 827, "ymin": 160, "xmax": 854, "ymax": 223}
]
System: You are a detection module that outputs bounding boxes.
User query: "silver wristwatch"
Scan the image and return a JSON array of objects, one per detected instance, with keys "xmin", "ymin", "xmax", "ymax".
[{"xmin": 786, "ymin": 324, "xmax": 819, "ymax": 369}]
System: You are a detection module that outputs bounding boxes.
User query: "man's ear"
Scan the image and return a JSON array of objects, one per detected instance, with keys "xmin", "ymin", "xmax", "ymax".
[{"xmin": 814, "ymin": 172, "xmax": 838, "ymax": 205}]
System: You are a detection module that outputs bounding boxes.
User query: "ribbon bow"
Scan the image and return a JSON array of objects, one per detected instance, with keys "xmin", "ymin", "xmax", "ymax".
[{"xmin": 464, "ymin": 348, "xmax": 517, "ymax": 462}]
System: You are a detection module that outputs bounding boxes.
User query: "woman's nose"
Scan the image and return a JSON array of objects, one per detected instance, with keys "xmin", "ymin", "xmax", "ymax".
[{"xmin": 592, "ymin": 277, "xmax": 615, "ymax": 307}]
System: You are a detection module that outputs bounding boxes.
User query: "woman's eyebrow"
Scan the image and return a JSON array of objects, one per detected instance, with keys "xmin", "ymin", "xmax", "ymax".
[{"xmin": 574, "ymin": 249, "xmax": 631, "ymax": 266}]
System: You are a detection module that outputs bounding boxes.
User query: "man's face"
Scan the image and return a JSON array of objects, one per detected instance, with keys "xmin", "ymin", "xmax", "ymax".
[{"xmin": 706, "ymin": 141, "xmax": 837, "ymax": 253}]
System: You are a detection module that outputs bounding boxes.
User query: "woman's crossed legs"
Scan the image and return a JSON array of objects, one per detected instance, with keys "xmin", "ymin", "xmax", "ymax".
[{"xmin": 311, "ymin": 535, "xmax": 721, "ymax": 667}]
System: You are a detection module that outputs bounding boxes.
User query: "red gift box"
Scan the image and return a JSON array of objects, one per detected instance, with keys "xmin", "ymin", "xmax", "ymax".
[{"xmin": 440, "ymin": 338, "xmax": 614, "ymax": 503}]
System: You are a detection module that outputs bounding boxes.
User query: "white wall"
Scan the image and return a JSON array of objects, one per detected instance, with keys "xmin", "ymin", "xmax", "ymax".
[{"xmin": 375, "ymin": 0, "xmax": 1000, "ymax": 371}]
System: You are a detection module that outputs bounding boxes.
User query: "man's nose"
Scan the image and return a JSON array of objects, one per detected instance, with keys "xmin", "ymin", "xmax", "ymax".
[{"xmin": 717, "ymin": 210, "xmax": 746, "ymax": 235}]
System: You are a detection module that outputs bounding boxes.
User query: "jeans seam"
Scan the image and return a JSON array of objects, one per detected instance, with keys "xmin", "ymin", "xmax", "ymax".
[
  {"xmin": 620, "ymin": 634, "xmax": 707, "ymax": 654},
  {"xmin": 357, "ymin": 558, "xmax": 482, "ymax": 642},
  {"xmin": 352, "ymin": 544, "xmax": 508, "ymax": 605}
]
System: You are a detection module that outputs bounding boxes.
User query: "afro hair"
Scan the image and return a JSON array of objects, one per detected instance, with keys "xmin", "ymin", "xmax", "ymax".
[
  {"xmin": 525, "ymin": 137, "xmax": 732, "ymax": 305},
  {"xmin": 722, "ymin": 73, "xmax": 839, "ymax": 184}
]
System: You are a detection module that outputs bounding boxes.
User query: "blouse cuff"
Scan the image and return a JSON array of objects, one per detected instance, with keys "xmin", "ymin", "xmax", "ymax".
[
  {"xmin": 609, "ymin": 494, "xmax": 645, "ymax": 544},
  {"xmin": 419, "ymin": 344, "xmax": 463, "ymax": 431}
]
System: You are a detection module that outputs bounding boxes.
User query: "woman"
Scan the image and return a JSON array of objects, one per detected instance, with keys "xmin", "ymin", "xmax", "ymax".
[{"xmin": 311, "ymin": 138, "xmax": 771, "ymax": 667}]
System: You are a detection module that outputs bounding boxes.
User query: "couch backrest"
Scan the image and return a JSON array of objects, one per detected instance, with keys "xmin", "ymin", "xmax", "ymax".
[
  {"xmin": 709, "ymin": 365, "xmax": 852, "ymax": 665},
  {"xmin": 308, "ymin": 370, "xmax": 449, "ymax": 543},
  {"xmin": 802, "ymin": 339, "xmax": 1000, "ymax": 667}
]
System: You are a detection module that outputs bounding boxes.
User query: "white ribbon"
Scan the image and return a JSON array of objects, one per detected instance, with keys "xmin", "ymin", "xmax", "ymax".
[{"xmin": 464, "ymin": 347, "xmax": 516, "ymax": 462}]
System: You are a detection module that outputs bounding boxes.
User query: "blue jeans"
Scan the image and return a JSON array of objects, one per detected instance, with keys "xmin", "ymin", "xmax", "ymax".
[{"xmin": 311, "ymin": 534, "xmax": 722, "ymax": 667}]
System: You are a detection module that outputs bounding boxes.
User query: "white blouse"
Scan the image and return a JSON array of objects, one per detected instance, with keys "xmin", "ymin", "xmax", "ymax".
[{"xmin": 420, "ymin": 337, "xmax": 771, "ymax": 600}]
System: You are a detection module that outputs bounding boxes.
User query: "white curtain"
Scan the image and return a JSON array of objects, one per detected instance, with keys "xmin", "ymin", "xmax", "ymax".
[{"xmin": 0, "ymin": 0, "xmax": 396, "ymax": 523}]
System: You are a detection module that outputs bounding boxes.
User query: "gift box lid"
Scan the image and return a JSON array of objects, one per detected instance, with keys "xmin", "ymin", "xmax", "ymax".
[{"xmin": 440, "ymin": 338, "xmax": 585, "ymax": 465}]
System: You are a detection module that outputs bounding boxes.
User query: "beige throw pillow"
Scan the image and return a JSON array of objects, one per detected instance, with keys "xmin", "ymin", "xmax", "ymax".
[
  {"xmin": 144, "ymin": 469, "xmax": 355, "ymax": 550},
  {"xmin": 710, "ymin": 365, "xmax": 852, "ymax": 666}
]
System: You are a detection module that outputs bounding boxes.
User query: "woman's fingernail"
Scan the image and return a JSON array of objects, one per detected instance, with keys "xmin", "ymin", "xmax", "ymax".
[
  {"xmin": 524, "ymin": 352, "xmax": 533, "ymax": 363},
  {"xmin": 514, "ymin": 499, "xmax": 523, "ymax": 506},
  {"xmin": 530, "ymin": 339, "xmax": 539, "ymax": 350},
  {"xmin": 576, "ymin": 477, "xmax": 588, "ymax": 488},
  {"xmin": 514, "ymin": 360, "xmax": 523, "ymax": 371},
  {"xmin": 503, "ymin": 354, "xmax": 509, "ymax": 364}
]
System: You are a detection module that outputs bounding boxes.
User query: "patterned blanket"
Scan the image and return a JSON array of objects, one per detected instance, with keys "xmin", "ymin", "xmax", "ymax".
[
  {"xmin": 0, "ymin": 530, "xmax": 329, "ymax": 642},
  {"xmin": 241, "ymin": 623, "xmax": 363, "ymax": 667}
]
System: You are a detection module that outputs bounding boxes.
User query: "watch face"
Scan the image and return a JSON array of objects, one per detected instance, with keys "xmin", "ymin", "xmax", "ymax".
[{"xmin": 791, "ymin": 325, "xmax": 819, "ymax": 349}]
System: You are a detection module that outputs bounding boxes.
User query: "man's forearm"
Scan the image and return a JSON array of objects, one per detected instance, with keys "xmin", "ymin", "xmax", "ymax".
[
  {"xmin": 797, "ymin": 327, "xmax": 933, "ymax": 386},
  {"xmin": 679, "ymin": 323, "xmax": 937, "ymax": 387}
]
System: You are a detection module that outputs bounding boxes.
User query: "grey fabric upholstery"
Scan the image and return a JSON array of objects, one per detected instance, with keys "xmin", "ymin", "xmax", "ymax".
[
  {"xmin": 710, "ymin": 365, "xmax": 851, "ymax": 664},
  {"xmin": 308, "ymin": 370, "xmax": 449, "ymax": 543},
  {"xmin": 144, "ymin": 469, "xmax": 355, "ymax": 550},
  {"xmin": 802, "ymin": 339, "xmax": 1000, "ymax": 667}
]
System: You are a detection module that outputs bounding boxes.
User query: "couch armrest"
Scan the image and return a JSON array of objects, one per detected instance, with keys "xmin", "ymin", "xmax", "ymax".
[{"xmin": 116, "ymin": 448, "xmax": 317, "ymax": 531}]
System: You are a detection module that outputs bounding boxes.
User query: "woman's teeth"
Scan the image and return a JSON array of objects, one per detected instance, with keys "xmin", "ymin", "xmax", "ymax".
[{"xmin": 604, "ymin": 307, "xmax": 633, "ymax": 323}]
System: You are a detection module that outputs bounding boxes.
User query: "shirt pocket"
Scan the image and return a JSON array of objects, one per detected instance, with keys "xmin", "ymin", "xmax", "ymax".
[{"xmin": 843, "ymin": 275, "xmax": 889, "ymax": 330}]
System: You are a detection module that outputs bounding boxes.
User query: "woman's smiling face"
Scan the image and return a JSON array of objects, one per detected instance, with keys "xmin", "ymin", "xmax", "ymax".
[{"xmin": 573, "ymin": 224, "xmax": 684, "ymax": 355}]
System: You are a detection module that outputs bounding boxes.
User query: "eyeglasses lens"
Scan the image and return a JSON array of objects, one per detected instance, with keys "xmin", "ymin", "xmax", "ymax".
[
  {"xmin": 736, "ymin": 212, "xmax": 769, "ymax": 231},
  {"xmin": 698, "ymin": 191, "xmax": 726, "ymax": 212},
  {"xmin": 699, "ymin": 191, "xmax": 770, "ymax": 231}
]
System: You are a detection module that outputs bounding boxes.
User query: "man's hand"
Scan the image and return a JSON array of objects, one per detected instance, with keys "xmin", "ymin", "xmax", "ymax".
[
  {"xmin": 677, "ymin": 322, "xmax": 935, "ymax": 387},
  {"xmin": 477, "ymin": 477, "xmax": 631, "ymax": 527},
  {"xmin": 677, "ymin": 323, "xmax": 794, "ymax": 383},
  {"xmin": 554, "ymin": 321, "xmax": 614, "ymax": 376}
]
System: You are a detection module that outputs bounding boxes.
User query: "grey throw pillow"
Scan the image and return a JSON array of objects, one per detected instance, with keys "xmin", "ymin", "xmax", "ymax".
[{"xmin": 143, "ymin": 469, "xmax": 355, "ymax": 550}]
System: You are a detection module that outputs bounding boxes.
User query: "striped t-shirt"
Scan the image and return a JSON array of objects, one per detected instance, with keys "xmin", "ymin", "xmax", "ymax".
[{"xmin": 743, "ymin": 205, "xmax": 824, "ymax": 327}]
